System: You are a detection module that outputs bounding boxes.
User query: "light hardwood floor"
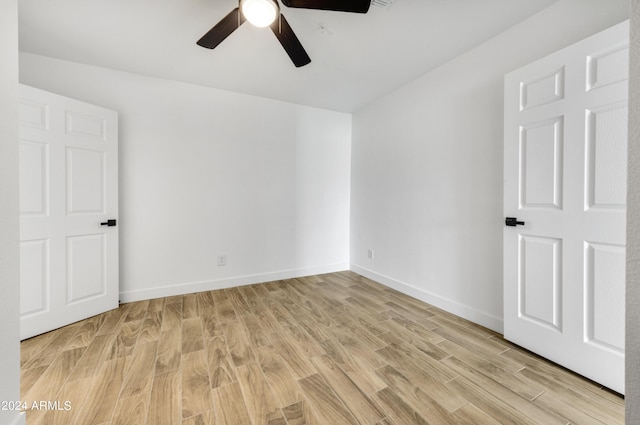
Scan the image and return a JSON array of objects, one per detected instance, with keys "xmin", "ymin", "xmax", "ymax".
[{"xmin": 20, "ymin": 271, "xmax": 624, "ymax": 424}]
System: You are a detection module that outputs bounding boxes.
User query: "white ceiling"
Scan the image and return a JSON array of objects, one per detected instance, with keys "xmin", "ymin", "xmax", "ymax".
[{"xmin": 18, "ymin": 0, "xmax": 559, "ymax": 112}]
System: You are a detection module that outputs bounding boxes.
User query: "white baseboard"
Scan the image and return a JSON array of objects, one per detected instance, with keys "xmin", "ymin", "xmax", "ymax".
[
  {"xmin": 4, "ymin": 412, "xmax": 26, "ymax": 425},
  {"xmin": 350, "ymin": 264, "xmax": 503, "ymax": 333},
  {"xmin": 119, "ymin": 263, "xmax": 350, "ymax": 303}
]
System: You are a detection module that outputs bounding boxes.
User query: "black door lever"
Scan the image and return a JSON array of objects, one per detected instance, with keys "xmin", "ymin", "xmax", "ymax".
[
  {"xmin": 100, "ymin": 219, "xmax": 117, "ymax": 227},
  {"xmin": 505, "ymin": 217, "xmax": 525, "ymax": 227}
]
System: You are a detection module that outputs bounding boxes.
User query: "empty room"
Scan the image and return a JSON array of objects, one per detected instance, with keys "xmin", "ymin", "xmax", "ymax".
[{"xmin": 1, "ymin": 0, "xmax": 640, "ymax": 424}]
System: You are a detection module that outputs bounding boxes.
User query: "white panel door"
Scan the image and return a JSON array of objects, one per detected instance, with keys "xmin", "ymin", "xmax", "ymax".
[
  {"xmin": 504, "ymin": 21, "xmax": 628, "ymax": 394},
  {"xmin": 19, "ymin": 85, "xmax": 119, "ymax": 340}
]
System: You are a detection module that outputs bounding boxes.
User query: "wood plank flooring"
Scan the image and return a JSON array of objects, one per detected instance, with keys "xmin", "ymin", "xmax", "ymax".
[{"xmin": 20, "ymin": 271, "xmax": 624, "ymax": 424}]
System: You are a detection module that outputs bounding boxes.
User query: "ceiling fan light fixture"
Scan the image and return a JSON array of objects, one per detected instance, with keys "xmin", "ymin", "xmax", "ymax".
[{"xmin": 241, "ymin": 0, "xmax": 279, "ymax": 28}]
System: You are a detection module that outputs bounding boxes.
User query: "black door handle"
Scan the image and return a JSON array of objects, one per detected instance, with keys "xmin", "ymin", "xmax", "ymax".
[
  {"xmin": 100, "ymin": 219, "xmax": 117, "ymax": 227},
  {"xmin": 505, "ymin": 217, "xmax": 525, "ymax": 227}
]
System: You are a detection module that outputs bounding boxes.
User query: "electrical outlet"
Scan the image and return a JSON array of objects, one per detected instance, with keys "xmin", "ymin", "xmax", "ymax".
[
  {"xmin": 367, "ymin": 249, "xmax": 374, "ymax": 260},
  {"xmin": 217, "ymin": 255, "xmax": 227, "ymax": 266}
]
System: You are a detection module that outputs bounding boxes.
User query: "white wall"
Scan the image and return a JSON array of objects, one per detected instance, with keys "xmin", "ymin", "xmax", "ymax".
[
  {"xmin": 350, "ymin": 0, "xmax": 630, "ymax": 332},
  {"xmin": 627, "ymin": 0, "xmax": 640, "ymax": 420},
  {"xmin": 0, "ymin": 2, "xmax": 25, "ymax": 425},
  {"xmin": 19, "ymin": 54, "xmax": 351, "ymax": 301}
]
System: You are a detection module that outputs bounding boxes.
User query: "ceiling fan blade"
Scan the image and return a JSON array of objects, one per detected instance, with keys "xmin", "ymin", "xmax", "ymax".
[
  {"xmin": 197, "ymin": 7, "xmax": 246, "ymax": 49},
  {"xmin": 280, "ymin": 0, "xmax": 370, "ymax": 13},
  {"xmin": 270, "ymin": 14, "xmax": 311, "ymax": 68}
]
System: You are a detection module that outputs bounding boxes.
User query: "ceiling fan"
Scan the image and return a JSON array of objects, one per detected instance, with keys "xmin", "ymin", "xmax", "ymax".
[{"xmin": 196, "ymin": 0, "xmax": 371, "ymax": 67}]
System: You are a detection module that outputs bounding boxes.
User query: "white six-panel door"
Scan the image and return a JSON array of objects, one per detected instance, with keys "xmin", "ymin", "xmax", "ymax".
[
  {"xmin": 19, "ymin": 85, "xmax": 119, "ymax": 340},
  {"xmin": 504, "ymin": 21, "xmax": 628, "ymax": 394}
]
